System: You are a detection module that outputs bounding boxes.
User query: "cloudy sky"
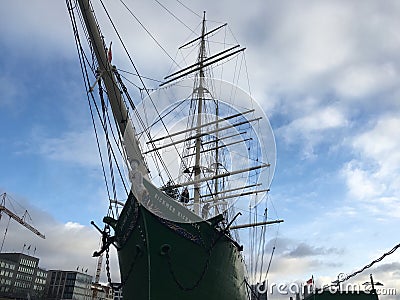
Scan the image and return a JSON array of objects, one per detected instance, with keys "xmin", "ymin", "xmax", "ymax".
[{"xmin": 1, "ymin": 0, "xmax": 399, "ymax": 298}]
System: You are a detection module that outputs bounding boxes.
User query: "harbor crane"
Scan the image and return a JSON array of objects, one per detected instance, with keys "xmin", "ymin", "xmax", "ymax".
[{"xmin": 0, "ymin": 193, "xmax": 45, "ymax": 252}]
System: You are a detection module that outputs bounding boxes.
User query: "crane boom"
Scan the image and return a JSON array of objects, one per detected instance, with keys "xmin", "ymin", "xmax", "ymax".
[
  {"xmin": 94, "ymin": 253, "xmax": 103, "ymax": 283},
  {"xmin": 0, "ymin": 193, "xmax": 45, "ymax": 239}
]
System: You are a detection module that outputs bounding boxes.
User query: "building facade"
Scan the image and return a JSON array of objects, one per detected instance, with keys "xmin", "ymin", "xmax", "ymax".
[
  {"xmin": 0, "ymin": 252, "xmax": 48, "ymax": 299},
  {"xmin": 111, "ymin": 283, "xmax": 123, "ymax": 300},
  {"xmin": 45, "ymin": 270, "xmax": 92, "ymax": 300}
]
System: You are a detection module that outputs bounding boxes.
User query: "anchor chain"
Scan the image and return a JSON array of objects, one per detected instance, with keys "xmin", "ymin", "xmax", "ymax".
[
  {"xmin": 166, "ymin": 248, "xmax": 212, "ymax": 292},
  {"xmin": 118, "ymin": 249, "xmax": 140, "ymax": 289},
  {"xmin": 105, "ymin": 247, "xmax": 112, "ymax": 288},
  {"xmin": 116, "ymin": 224, "xmax": 146, "ymax": 289},
  {"xmin": 166, "ymin": 227, "xmax": 231, "ymax": 292}
]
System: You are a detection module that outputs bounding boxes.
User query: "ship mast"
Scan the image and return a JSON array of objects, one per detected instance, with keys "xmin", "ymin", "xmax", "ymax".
[{"xmin": 193, "ymin": 12, "xmax": 207, "ymax": 215}]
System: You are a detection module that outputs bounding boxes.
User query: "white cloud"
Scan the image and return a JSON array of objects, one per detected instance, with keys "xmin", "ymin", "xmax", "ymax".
[
  {"xmin": 276, "ymin": 1, "xmax": 353, "ymax": 75},
  {"xmin": 0, "ymin": 1, "xmax": 76, "ymax": 59},
  {"xmin": 342, "ymin": 160, "xmax": 384, "ymax": 200},
  {"xmin": 334, "ymin": 63, "xmax": 398, "ymax": 99},
  {"xmin": 352, "ymin": 116, "xmax": 400, "ymax": 178},
  {"xmin": 291, "ymin": 106, "xmax": 346, "ymax": 132},
  {"xmin": 65, "ymin": 221, "xmax": 86, "ymax": 230},
  {"xmin": 341, "ymin": 115, "xmax": 400, "ymax": 219},
  {"xmin": 277, "ymin": 102, "xmax": 347, "ymax": 158},
  {"xmin": 37, "ymin": 129, "xmax": 101, "ymax": 168}
]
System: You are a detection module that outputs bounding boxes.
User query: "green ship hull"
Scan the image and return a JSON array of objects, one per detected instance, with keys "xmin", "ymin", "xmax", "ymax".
[{"xmin": 106, "ymin": 193, "xmax": 249, "ymax": 299}]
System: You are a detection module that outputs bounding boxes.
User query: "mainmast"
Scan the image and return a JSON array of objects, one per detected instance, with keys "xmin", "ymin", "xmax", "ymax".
[
  {"xmin": 77, "ymin": 0, "xmax": 129, "ymax": 136},
  {"xmin": 193, "ymin": 12, "xmax": 207, "ymax": 215}
]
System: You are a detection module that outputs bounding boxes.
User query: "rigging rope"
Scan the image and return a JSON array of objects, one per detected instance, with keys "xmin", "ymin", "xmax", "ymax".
[
  {"xmin": 263, "ymin": 195, "xmax": 280, "ymax": 283},
  {"xmin": 67, "ymin": 0, "xmax": 113, "ymax": 211},
  {"xmin": 257, "ymin": 208, "xmax": 267, "ymax": 283},
  {"xmin": 264, "ymin": 246, "xmax": 275, "ymax": 281},
  {"xmin": 113, "ymin": 69, "xmax": 175, "ymax": 184},
  {"xmin": 74, "ymin": 0, "xmax": 177, "ymax": 194},
  {"xmin": 97, "ymin": 0, "xmax": 179, "ymax": 186},
  {"xmin": 249, "ymin": 206, "xmax": 255, "ymax": 281},
  {"xmin": 117, "ymin": 0, "xmax": 180, "ymax": 68},
  {"xmin": 68, "ymin": 0, "xmax": 131, "ymax": 216},
  {"xmin": 175, "ymin": 0, "xmax": 201, "ymax": 18},
  {"xmin": 117, "ymin": 68, "xmax": 163, "ymax": 85},
  {"xmin": 99, "ymin": 80, "xmax": 119, "ymax": 213},
  {"xmin": 153, "ymin": 0, "xmax": 197, "ymax": 34},
  {"xmin": 89, "ymin": 80, "xmax": 130, "ymax": 198}
]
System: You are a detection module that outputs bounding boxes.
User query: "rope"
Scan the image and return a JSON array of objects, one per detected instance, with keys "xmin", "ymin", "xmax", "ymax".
[
  {"xmin": 336, "ymin": 242, "xmax": 400, "ymax": 285},
  {"xmin": 104, "ymin": 104, "xmax": 130, "ymax": 197},
  {"xmin": 116, "ymin": 0, "xmax": 179, "ymax": 68},
  {"xmin": 113, "ymin": 69, "xmax": 174, "ymax": 184},
  {"xmin": 99, "ymin": 0, "xmax": 198, "ymax": 187},
  {"xmin": 69, "ymin": 0, "xmax": 132, "ymax": 216},
  {"xmin": 72, "ymin": 0, "xmax": 140, "ymax": 213},
  {"xmin": 264, "ymin": 246, "xmax": 275, "ymax": 282},
  {"xmin": 66, "ymin": 0, "xmax": 113, "ymax": 206},
  {"xmin": 257, "ymin": 209, "xmax": 267, "ymax": 283},
  {"xmin": 88, "ymin": 76, "xmax": 131, "ymax": 200},
  {"xmin": 90, "ymin": 85, "xmax": 126, "ymax": 204},
  {"xmin": 244, "ymin": 278, "xmax": 261, "ymax": 300},
  {"xmin": 263, "ymin": 200, "xmax": 280, "ymax": 283},
  {"xmin": 117, "ymin": 68, "xmax": 163, "ymax": 86},
  {"xmin": 154, "ymin": 0, "xmax": 197, "ymax": 34},
  {"xmin": 175, "ymin": 0, "xmax": 202, "ymax": 18},
  {"xmin": 99, "ymin": 80, "xmax": 118, "ymax": 209}
]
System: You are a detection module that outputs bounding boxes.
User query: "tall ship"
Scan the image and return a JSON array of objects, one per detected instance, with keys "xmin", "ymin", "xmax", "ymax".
[{"xmin": 67, "ymin": 0, "xmax": 279, "ymax": 299}]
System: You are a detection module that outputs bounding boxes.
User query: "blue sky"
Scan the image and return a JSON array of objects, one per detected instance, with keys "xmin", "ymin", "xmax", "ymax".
[{"xmin": 1, "ymin": 0, "xmax": 399, "ymax": 297}]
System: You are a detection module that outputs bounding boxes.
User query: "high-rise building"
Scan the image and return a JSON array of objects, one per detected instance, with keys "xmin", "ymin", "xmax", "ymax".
[
  {"xmin": 0, "ymin": 252, "xmax": 48, "ymax": 299},
  {"xmin": 45, "ymin": 270, "xmax": 93, "ymax": 300}
]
